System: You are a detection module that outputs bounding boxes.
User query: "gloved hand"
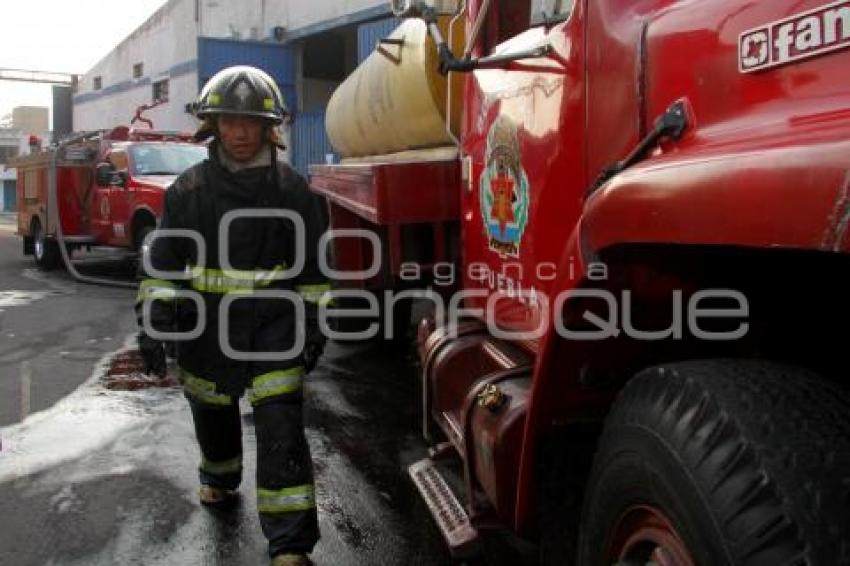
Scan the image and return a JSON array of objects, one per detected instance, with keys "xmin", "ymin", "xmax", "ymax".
[{"xmin": 138, "ymin": 331, "xmax": 167, "ymax": 377}]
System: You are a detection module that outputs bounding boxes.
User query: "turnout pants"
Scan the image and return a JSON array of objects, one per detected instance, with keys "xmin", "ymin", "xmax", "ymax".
[{"xmin": 185, "ymin": 368, "xmax": 319, "ymax": 557}]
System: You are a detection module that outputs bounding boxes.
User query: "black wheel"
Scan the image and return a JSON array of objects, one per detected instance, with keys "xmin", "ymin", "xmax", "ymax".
[
  {"xmin": 32, "ymin": 219, "xmax": 61, "ymax": 270},
  {"xmin": 578, "ymin": 360, "xmax": 850, "ymax": 566}
]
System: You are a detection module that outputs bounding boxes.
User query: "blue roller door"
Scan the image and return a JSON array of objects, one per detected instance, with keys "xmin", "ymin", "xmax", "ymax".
[
  {"xmin": 292, "ymin": 112, "xmax": 336, "ymax": 177},
  {"xmin": 197, "ymin": 37, "xmax": 297, "ymax": 113},
  {"xmin": 2, "ymin": 179, "xmax": 15, "ymax": 212}
]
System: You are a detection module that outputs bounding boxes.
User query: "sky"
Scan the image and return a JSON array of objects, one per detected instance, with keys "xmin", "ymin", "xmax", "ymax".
[{"xmin": 0, "ymin": 0, "xmax": 169, "ymax": 122}]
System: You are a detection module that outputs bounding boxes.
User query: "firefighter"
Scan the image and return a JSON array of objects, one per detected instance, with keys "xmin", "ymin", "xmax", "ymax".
[{"xmin": 135, "ymin": 66, "xmax": 329, "ymax": 566}]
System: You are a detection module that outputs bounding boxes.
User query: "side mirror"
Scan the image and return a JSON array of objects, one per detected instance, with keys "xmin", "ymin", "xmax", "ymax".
[
  {"xmin": 95, "ymin": 163, "xmax": 115, "ymax": 186},
  {"xmin": 95, "ymin": 163, "xmax": 127, "ymax": 187},
  {"xmin": 391, "ymin": 0, "xmax": 460, "ymax": 17}
]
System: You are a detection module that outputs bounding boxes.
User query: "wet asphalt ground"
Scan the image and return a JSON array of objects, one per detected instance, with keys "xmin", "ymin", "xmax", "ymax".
[
  {"xmin": 0, "ymin": 217, "xmax": 139, "ymax": 428},
  {"xmin": 0, "ymin": 221, "xmax": 538, "ymax": 566}
]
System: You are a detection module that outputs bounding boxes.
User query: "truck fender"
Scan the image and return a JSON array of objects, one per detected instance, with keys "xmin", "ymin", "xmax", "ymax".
[
  {"xmin": 517, "ymin": 135, "xmax": 850, "ymax": 531},
  {"xmin": 130, "ymin": 206, "xmax": 158, "ymax": 248},
  {"xmin": 582, "ymin": 139, "xmax": 850, "ymax": 254},
  {"xmin": 513, "ymin": 225, "xmax": 612, "ymax": 533}
]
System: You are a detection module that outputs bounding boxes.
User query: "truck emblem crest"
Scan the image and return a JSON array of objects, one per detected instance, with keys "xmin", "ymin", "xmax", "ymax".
[
  {"xmin": 480, "ymin": 117, "xmax": 530, "ymax": 258},
  {"xmin": 739, "ymin": 0, "xmax": 850, "ymax": 73}
]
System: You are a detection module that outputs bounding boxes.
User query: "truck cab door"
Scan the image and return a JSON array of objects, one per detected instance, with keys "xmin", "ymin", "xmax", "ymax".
[
  {"xmin": 91, "ymin": 156, "xmax": 113, "ymax": 245},
  {"xmin": 462, "ymin": 0, "xmax": 585, "ymax": 334},
  {"xmin": 105, "ymin": 150, "xmax": 131, "ymax": 246},
  {"xmin": 91, "ymin": 150, "xmax": 130, "ymax": 247}
]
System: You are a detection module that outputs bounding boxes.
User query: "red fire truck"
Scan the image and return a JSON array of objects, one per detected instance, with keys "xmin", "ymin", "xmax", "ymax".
[
  {"xmin": 312, "ymin": 0, "xmax": 850, "ymax": 563},
  {"xmin": 13, "ymin": 126, "xmax": 205, "ymax": 270}
]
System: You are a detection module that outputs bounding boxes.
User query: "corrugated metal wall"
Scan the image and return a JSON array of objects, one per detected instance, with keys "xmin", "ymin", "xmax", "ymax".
[
  {"xmin": 290, "ymin": 17, "xmax": 401, "ymax": 177},
  {"xmin": 292, "ymin": 112, "xmax": 335, "ymax": 177},
  {"xmin": 357, "ymin": 17, "xmax": 402, "ymax": 63},
  {"xmin": 197, "ymin": 37, "xmax": 298, "ymax": 112}
]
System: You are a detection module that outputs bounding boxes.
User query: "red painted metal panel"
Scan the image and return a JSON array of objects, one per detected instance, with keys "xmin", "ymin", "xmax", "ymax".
[
  {"xmin": 460, "ymin": 6, "xmax": 587, "ymax": 340},
  {"xmin": 310, "ymin": 160, "xmax": 461, "ymax": 225},
  {"xmin": 515, "ymin": 0, "xmax": 850, "ymax": 533},
  {"xmin": 584, "ymin": 137, "xmax": 850, "ymax": 254},
  {"xmin": 310, "ymin": 160, "xmax": 461, "ymax": 286},
  {"xmin": 317, "ymin": 0, "xmax": 850, "ymax": 537},
  {"xmin": 582, "ymin": 0, "xmax": 850, "ymax": 255},
  {"xmin": 57, "ymin": 165, "xmax": 91, "ymax": 236}
]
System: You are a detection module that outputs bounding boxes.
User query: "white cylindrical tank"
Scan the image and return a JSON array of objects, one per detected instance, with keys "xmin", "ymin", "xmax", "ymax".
[{"xmin": 326, "ymin": 17, "xmax": 464, "ymax": 158}]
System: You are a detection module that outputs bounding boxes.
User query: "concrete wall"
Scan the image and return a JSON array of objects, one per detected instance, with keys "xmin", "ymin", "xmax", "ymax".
[
  {"xmin": 0, "ymin": 130, "xmax": 22, "ymax": 167},
  {"xmin": 74, "ymin": 0, "xmax": 199, "ymax": 132},
  {"xmin": 0, "ymin": 128, "xmax": 50, "ymax": 165},
  {"xmin": 281, "ymin": 0, "xmax": 387, "ymax": 32},
  {"xmin": 12, "ymin": 107, "xmax": 49, "ymax": 135},
  {"xmin": 73, "ymin": 0, "xmax": 391, "ymax": 151},
  {"xmin": 75, "ymin": 71, "xmax": 199, "ymax": 133},
  {"xmin": 197, "ymin": 0, "xmax": 270, "ymax": 39}
]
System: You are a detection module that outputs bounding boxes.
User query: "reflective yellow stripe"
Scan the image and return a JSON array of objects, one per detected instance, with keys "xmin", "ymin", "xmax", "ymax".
[
  {"xmin": 250, "ymin": 368, "xmax": 303, "ymax": 404},
  {"xmin": 137, "ymin": 278, "xmax": 179, "ymax": 302},
  {"xmin": 180, "ymin": 368, "xmax": 233, "ymax": 406},
  {"xmin": 257, "ymin": 484, "xmax": 315, "ymax": 513},
  {"xmin": 296, "ymin": 283, "xmax": 332, "ymax": 306},
  {"xmin": 188, "ymin": 264, "xmax": 287, "ymax": 294},
  {"xmin": 201, "ymin": 455, "xmax": 242, "ymax": 475}
]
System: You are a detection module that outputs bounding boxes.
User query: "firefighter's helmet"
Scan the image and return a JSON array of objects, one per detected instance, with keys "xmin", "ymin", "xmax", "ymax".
[{"xmin": 194, "ymin": 66, "xmax": 287, "ymax": 124}]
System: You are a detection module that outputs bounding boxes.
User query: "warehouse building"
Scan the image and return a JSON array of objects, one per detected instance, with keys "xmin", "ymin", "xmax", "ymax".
[{"xmin": 74, "ymin": 0, "xmax": 401, "ymax": 174}]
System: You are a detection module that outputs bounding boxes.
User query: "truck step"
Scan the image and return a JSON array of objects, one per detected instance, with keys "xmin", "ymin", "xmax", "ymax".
[
  {"xmin": 60, "ymin": 235, "xmax": 96, "ymax": 244},
  {"xmin": 409, "ymin": 458, "xmax": 480, "ymax": 557}
]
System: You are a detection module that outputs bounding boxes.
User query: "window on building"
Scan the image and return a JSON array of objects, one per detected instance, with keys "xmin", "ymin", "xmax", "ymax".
[
  {"xmin": 153, "ymin": 79, "xmax": 169, "ymax": 103},
  {"xmin": 93, "ymin": 76, "xmax": 102, "ymax": 90},
  {"xmin": 133, "ymin": 63, "xmax": 144, "ymax": 79},
  {"xmin": 0, "ymin": 146, "xmax": 19, "ymax": 165}
]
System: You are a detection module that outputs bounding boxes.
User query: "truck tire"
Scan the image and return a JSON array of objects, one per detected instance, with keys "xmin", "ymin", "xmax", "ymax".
[
  {"xmin": 133, "ymin": 224, "xmax": 154, "ymax": 279},
  {"xmin": 538, "ymin": 427, "xmax": 596, "ymax": 566},
  {"xmin": 32, "ymin": 219, "xmax": 61, "ymax": 270},
  {"xmin": 22, "ymin": 235, "xmax": 34, "ymax": 256},
  {"xmin": 577, "ymin": 360, "xmax": 849, "ymax": 566}
]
